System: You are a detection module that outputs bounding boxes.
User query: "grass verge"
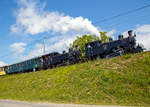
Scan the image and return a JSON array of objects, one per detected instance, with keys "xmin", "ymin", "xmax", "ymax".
[{"xmin": 0, "ymin": 52, "xmax": 150, "ymax": 106}]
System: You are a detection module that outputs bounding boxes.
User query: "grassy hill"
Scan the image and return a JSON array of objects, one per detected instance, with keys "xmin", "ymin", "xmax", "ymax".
[{"xmin": 0, "ymin": 52, "xmax": 150, "ymax": 106}]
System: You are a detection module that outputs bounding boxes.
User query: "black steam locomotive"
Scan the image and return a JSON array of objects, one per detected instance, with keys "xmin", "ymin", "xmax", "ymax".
[
  {"xmin": 41, "ymin": 47, "xmax": 81, "ymax": 69},
  {"xmin": 2, "ymin": 30, "xmax": 144, "ymax": 75},
  {"xmin": 85, "ymin": 30, "xmax": 144, "ymax": 60}
]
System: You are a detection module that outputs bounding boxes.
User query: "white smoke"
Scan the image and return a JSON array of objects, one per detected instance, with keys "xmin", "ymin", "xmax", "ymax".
[{"xmin": 11, "ymin": 0, "xmax": 100, "ymax": 37}]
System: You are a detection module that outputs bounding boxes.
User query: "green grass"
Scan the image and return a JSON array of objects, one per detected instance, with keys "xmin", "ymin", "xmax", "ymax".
[{"xmin": 0, "ymin": 52, "xmax": 150, "ymax": 106}]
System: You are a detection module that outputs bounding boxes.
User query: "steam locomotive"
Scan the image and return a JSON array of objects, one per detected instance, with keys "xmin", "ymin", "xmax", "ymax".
[
  {"xmin": 0, "ymin": 30, "xmax": 144, "ymax": 75},
  {"xmin": 85, "ymin": 30, "xmax": 144, "ymax": 60}
]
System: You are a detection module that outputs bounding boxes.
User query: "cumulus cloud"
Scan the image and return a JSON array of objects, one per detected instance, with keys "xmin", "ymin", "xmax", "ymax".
[
  {"xmin": 9, "ymin": 0, "xmax": 101, "ymax": 61},
  {"xmin": 11, "ymin": 0, "xmax": 100, "ymax": 36},
  {"xmin": 10, "ymin": 42, "xmax": 27, "ymax": 58},
  {"xmin": 10, "ymin": 35, "xmax": 77, "ymax": 61},
  {"xmin": 0, "ymin": 61, "xmax": 7, "ymax": 67}
]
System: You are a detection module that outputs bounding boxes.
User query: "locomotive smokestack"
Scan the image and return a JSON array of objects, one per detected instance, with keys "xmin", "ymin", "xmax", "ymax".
[{"xmin": 128, "ymin": 30, "xmax": 133, "ymax": 37}]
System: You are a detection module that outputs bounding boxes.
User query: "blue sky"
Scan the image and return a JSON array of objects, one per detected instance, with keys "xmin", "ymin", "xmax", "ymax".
[{"xmin": 0, "ymin": 0, "xmax": 150, "ymax": 66}]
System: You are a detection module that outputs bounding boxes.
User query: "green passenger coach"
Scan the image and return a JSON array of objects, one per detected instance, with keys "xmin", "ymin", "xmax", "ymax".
[{"xmin": 6, "ymin": 57, "xmax": 41, "ymax": 74}]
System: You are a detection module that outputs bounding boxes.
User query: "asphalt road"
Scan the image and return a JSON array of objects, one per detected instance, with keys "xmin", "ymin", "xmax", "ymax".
[{"xmin": 0, "ymin": 100, "xmax": 126, "ymax": 107}]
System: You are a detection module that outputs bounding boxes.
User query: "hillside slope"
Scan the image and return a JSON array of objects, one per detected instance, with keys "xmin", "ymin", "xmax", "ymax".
[{"xmin": 0, "ymin": 52, "xmax": 150, "ymax": 106}]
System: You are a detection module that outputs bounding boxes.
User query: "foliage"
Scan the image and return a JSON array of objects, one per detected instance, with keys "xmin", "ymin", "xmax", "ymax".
[
  {"xmin": 100, "ymin": 32, "xmax": 111, "ymax": 43},
  {"xmin": 70, "ymin": 32, "xmax": 111, "ymax": 58},
  {"xmin": 0, "ymin": 52, "xmax": 150, "ymax": 106},
  {"xmin": 70, "ymin": 35, "xmax": 98, "ymax": 58}
]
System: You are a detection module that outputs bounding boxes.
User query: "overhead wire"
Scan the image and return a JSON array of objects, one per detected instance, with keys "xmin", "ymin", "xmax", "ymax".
[
  {"xmin": 93, "ymin": 3, "xmax": 150, "ymax": 24},
  {"xmin": 100, "ymin": 13, "xmax": 150, "ymax": 30}
]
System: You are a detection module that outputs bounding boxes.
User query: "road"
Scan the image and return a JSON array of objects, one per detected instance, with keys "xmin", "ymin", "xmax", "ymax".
[{"xmin": 0, "ymin": 100, "xmax": 126, "ymax": 107}]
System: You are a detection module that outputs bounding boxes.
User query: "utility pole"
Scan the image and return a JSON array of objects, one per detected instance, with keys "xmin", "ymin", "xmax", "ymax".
[{"xmin": 43, "ymin": 36, "xmax": 46, "ymax": 54}]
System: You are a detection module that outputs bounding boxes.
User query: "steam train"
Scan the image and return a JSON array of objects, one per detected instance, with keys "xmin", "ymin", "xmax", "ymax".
[
  {"xmin": 85, "ymin": 30, "xmax": 144, "ymax": 59},
  {"xmin": 0, "ymin": 30, "xmax": 144, "ymax": 75}
]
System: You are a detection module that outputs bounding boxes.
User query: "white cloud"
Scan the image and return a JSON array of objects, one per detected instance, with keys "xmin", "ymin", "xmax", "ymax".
[
  {"xmin": 122, "ymin": 24, "xmax": 150, "ymax": 50},
  {"xmin": 11, "ymin": 0, "xmax": 100, "ymax": 37},
  {"xmin": 107, "ymin": 29, "xmax": 116, "ymax": 39},
  {"xmin": 135, "ymin": 25, "xmax": 150, "ymax": 50},
  {"xmin": 136, "ymin": 25, "xmax": 150, "ymax": 33},
  {"xmin": 10, "ymin": 35, "xmax": 77, "ymax": 61},
  {"xmin": 9, "ymin": 0, "xmax": 101, "ymax": 62},
  {"xmin": 46, "ymin": 36, "xmax": 76, "ymax": 52},
  {"xmin": 10, "ymin": 42, "xmax": 27, "ymax": 58},
  {"xmin": 0, "ymin": 61, "xmax": 7, "ymax": 67}
]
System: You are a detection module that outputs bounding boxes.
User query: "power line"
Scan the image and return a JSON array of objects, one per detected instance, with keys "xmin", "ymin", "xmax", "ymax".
[
  {"xmin": 101, "ymin": 13, "xmax": 150, "ymax": 30},
  {"xmin": 93, "ymin": 4, "xmax": 150, "ymax": 24}
]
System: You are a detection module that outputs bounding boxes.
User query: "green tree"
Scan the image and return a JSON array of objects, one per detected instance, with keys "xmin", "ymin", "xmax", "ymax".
[
  {"xmin": 70, "ymin": 32, "xmax": 111, "ymax": 58},
  {"xmin": 100, "ymin": 32, "xmax": 111, "ymax": 43},
  {"xmin": 70, "ymin": 35, "xmax": 97, "ymax": 57}
]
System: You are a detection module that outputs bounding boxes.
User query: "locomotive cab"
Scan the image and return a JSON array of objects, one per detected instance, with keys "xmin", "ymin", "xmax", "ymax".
[
  {"xmin": 109, "ymin": 38, "xmax": 113, "ymax": 42},
  {"xmin": 85, "ymin": 40, "xmax": 102, "ymax": 59},
  {"xmin": 86, "ymin": 40, "xmax": 102, "ymax": 48}
]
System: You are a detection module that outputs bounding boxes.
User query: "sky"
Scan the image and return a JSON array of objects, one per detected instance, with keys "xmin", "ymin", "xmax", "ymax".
[{"xmin": 0, "ymin": 0, "xmax": 150, "ymax": 66}]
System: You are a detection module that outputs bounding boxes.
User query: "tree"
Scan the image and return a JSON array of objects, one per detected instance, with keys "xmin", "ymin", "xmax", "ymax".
[
  {"xmin": 70, "ymin": 32, "xmax": 111, "ymax": 58},
  {"xmin": 70, "ymin": 35, "xmax": 97, "ymax": 57},
  {"xmin": 100, "ymin": 32, "xmax": 111, "ymax": 43}
]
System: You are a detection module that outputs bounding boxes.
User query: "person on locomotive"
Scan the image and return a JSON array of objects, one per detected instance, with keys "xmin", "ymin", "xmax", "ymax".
[
  {"xmin": 87, "ymin": 44, "xmax": 92, "ymax": 54},
  {"xmin": 109, "ymin": 38, "xmax": 113, "ymax": 42},
  {"xmin": 128, "ymin": 30, "xmax": 136, "ymax": 49},
  {"xmin": 72, "ymin": 45, "xmax": 81, "ymax": 62},
  {"xmin": 75, "ymin": 45, "xmax": 80, "ymax": 52},
  {"xmin": 68, "ymin": 48, "xmax": 74, "ymax": 62}
]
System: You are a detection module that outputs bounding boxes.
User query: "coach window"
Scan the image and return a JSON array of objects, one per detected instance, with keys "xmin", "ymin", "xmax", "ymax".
[
  {"xmin": 22, "ymin": 62, "xmax": 25, "ymax": 67},
  {"xmin": 29, "ymin": 60, "xmax": 31, "ymax": 65},
  {"xmin": 19, "ymin": 64, "xmax": 21, "ymax": 68},
  {"xmin": 27, "ymin": 61, "xmax": 29, "ymax": 65}
]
